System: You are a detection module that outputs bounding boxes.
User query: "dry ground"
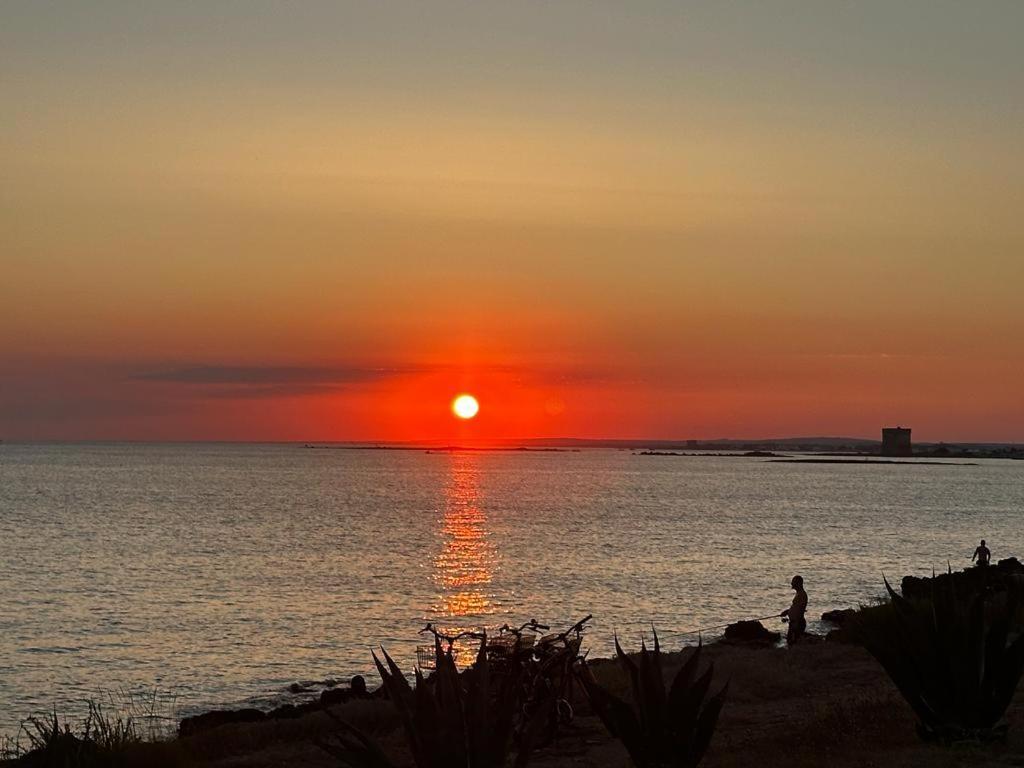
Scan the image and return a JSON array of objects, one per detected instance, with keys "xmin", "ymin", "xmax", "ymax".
[{"xmin": 55, "ymin": 641, "xmax": 1024, "ymax": 768}]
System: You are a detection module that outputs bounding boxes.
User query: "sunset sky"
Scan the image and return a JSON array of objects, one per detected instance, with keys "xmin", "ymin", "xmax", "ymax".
[{"xmin": 2, "ymin": 1, "xmax": 1022, "ymax": 442}]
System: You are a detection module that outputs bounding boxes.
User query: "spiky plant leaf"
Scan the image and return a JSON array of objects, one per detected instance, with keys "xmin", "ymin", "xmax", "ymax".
[
  {"xmin": 336, "ymin": 636, "xmax": 547, "ymax": 768},
  {"xmin": 666, "ymin": 641, "xmax": 702, "ymax": 718},
  {"xmin": 615, "ymin": 635, "xmax": 642, "ymax": 709},
  {"xmin": 373, "ymin": 650, "xmax": 424, "ymax": 765},
  {"xmin": 637, "ymin": 632, "xmax": 667, "ymax": 741},
  {"xmin": 583, "ymin": 630, "xmax": 726, "ymax": 768},
  {"xmin": 687, "ymin": 680, "xmax": 728, "ymax": 767},
  {"xmin": 577, "ymin": 664, "xmax": 646, "ymax": 765},
  {"xmin": 316, "ymin": 711, "xmax": 397, "ymax": 768}
]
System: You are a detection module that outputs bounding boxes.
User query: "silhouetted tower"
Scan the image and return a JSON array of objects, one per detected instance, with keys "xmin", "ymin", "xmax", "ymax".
[{"xmin": 881, "ymin": 427, "xmax": 912, "ymax": 457}]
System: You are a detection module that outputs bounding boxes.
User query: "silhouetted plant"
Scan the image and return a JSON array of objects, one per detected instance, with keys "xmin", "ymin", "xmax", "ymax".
[
  {"xmin": 12, "ymin": 702, "xmax": 139, "ymax": 766},
  {"xmin": 851, "ymin": 575, "xmax": 1024, "ymax": 742},
  {"xmin": 318, "ymin": 635, "xmax": 544, "ymax": 768},
  {"xmin": 316, "ymin": 713, "xmax": 395, "ymax": 768},
  {"xmin": 579, "ymin": 631, "xmax": 727, "ymax": 768}
]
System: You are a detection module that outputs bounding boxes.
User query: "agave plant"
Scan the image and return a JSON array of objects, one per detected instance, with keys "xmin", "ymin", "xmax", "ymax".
[
  {"xmin": 316, "ymin": 712, "xmax": 396, "ymax": 768},
  {"xmin": 579, "ymin": 631, "xmax": 727, "ymax": 768},
  {"xmin": 318, "ymin": 635, "xmax": 542, "ymax": 768},
  {"xmin": 852, "ymin": 575, "xmax": 1024, "ymax": 742}
]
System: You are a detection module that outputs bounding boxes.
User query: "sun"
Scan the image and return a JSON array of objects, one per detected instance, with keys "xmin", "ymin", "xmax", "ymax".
[{"xmin": 452, "ymin": 394, "xmax": 480, "ymax": 420}]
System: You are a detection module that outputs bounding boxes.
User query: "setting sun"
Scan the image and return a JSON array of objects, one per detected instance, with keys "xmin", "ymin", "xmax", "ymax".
[{"xmin": 452, "ymin": 394, "xmax": 480, "ymax": 420}]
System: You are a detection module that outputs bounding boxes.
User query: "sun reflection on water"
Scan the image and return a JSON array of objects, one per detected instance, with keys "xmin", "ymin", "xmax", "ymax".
[{"xmin": 431, "ymin": 452, "xmax": 499, "ymax": 635}]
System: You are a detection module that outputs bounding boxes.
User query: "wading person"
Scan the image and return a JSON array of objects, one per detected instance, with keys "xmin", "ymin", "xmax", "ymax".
[
  {"xmin": 972, "ymin": 539, "xmax": 991, "ymax": 567},
  {"xmin": 780, "ymin": 575, "xmax": 808, "ymax": 645}
]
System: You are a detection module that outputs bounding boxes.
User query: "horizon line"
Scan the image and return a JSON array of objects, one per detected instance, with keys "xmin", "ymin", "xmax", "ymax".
[{"xmin": 3, "ymin": 435, "xmax": 1023, "ymax": 447}]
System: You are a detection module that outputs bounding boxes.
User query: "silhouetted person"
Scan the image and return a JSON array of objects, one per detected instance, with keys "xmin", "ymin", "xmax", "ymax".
[
  {"xmin": 973, "ymin": 539, "xmax": 991, "ymax": 567},
  {"xmin": 780, "ymin": 575, "xmax": 807, "ymax": 645}
]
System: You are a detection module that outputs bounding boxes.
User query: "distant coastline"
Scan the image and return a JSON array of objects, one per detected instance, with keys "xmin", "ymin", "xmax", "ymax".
[{"xmin": 297, "ymin": 438, "xmax": 1023, "ymax": 461}]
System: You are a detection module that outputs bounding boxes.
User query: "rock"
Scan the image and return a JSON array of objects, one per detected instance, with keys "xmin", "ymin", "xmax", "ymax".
[
  {"xmin": 821, "ymin": 609, "xmax": 856, "ymax": 625},
  {"xmin": 268, "ymin": 702, "xmax": 317, "ymax": 719},
  {"xmin": 825, "ymin": 628, "xmax": 855, "ymax": 644},
  {"xmin": 350, "ymin": 675, "xmax": 367, "ymax": 695},
  {"xmin": 182, "ymin": 675, "xmax": 380, "ymax": 735},
  {"xmin": 320, "ymin": 687, "xmax": 351, "ymax": 707},
  {"xmin": 320, "ymin": 675, "xmax": 371, "ymax": 708},
  {"xmin": 179, "ymin": 708, "xmax": 266, "ymax": 737},
  {"xmin": 722, "ymin": 620, "xmax": 780, "ymax": 645},
  {"xmin": 901, "ymin": 557, "xmax": 1024, "ymax": 602},
  {"xmin": 795, "ymin": 632, "xmax": 824, "ymax": 645}
]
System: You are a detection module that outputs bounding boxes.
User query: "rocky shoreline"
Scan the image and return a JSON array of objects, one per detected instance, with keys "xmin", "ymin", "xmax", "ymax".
[
  {"xmin": 151, "ymin": 628, "xmax": 1024, "ymax": 767},
  {"xmin": 177, "ymin": 557, "xmax": 1024, "ymax": 740}
]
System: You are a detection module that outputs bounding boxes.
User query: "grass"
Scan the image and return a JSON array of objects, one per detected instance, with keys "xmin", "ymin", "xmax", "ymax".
[
  {"xmin": 0, "ymin": 693, "xmax": 190, "ymax": 768},
  {"xmin": 5, "ymin": 701, "xmax": 139, "ymax": 766}
]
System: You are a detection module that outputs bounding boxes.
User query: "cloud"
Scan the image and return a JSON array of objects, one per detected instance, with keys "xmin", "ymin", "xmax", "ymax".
[
  {"xmin": 130, "ymin": 364, "xmax": 424, "ymax": 399},
  {"xmin": 133, "ymin": 364, "xmax": 420, "ymax": 385},
  {"xmin": 127, "ymin": 361, "xmax": 632, "ymax": 399}
]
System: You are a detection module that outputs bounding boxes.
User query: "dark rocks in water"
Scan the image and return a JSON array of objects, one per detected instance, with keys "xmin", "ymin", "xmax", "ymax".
[
  {"xmin": 821, "ymin": 608, "xmax": 856, "ymax": 625},
  {"xmin": 179, "ymin": 708, "xmax": 266, "ymax": 737},
  {"xmin": 180, "ymin": 676, "xmax": 378, "ymax": 735},
  {"xmin": 722, "ymin": 620, "xmax": 780, "ymax": 645},
  {"xmin": 320, "ymin": 675, "xmax": 371, "ymax": 708},
  {"xmin": 900, "ymin": 557, "xmax": 1024, "ymax": 602}
]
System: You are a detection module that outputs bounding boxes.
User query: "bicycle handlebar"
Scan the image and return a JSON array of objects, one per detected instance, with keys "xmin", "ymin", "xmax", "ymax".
[
  {"xmin": 421, "ymin": 615, "xmax": 589, "ymax": 649},
  {"xmin": 500, "ymin": 619, "xmax": 550, "ymax": 637},
  {"xmin": 419, "ymin": 623, "xmax": 486, "ymax": 646},
  {"xmin": 561, "ymin": 614, "xmax": 593, "ymax": 639},
  {"xmin": 537, "ymin": 614, "xmax": 593, "ymax": 647}
]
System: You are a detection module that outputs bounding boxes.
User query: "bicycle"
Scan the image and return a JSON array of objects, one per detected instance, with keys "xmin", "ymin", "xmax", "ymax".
[{"xmin": 515, "ymin": 614, "xmax": 593, "ymax": 748}]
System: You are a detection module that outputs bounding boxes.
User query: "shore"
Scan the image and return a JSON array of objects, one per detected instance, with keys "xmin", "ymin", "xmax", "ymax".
[{"xmin": 21, "ymin": 634, "xmax": 1016, "ymax": 768}]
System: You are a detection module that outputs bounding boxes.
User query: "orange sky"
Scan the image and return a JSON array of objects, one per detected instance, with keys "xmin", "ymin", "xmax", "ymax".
[{"xmin": 2, "ymin": 3, "xmax": 1022, "ymax": 442}]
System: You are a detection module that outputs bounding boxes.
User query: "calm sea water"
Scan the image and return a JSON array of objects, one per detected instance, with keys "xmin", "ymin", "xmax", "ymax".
[{"xmin": 1, "ymin": 443, "xmax": 1022, "ymax": 737}]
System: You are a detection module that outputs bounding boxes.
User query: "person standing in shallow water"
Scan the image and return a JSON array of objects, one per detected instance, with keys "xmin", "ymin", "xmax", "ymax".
[
  {"xmin": 780, "ymin": 575, "xmax": 808, "ymax": 645},
  {"xmin": 973, "ymin": 539, "xmax": 991, "ymax": 567}
]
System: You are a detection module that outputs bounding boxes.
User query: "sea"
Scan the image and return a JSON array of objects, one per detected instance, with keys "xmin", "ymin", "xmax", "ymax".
[{"xmin": 1, "ymin": 443, "xmax": 1022, "ymax": 739}]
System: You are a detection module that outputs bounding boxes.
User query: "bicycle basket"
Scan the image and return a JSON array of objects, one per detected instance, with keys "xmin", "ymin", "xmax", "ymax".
[{"xmin": 416, "ymin": 644, "xmax": 437, "ymax": 670}]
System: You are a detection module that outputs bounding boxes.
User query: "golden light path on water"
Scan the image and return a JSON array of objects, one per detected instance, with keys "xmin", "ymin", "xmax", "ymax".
[{"xmin": 431, "ymin": 452, "xmax": 499, "ymax": 665}]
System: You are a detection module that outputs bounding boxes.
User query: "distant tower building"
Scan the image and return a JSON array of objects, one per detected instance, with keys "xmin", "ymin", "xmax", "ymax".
[{"xmin": 881, "ymin": 427, "xmax": 912, "ymax": 457}]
